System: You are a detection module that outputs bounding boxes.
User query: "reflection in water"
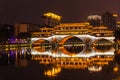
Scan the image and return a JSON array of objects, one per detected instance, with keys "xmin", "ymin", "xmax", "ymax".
[
  {"xmin": 113, "ymin": 63, "xmax": 119, "ymax": 72},
  {"xmin": 32, "ymin": 54, "xmax": 114, "ymax": 77},
  {"xmin": 31, "ymin": 39, "xmax": 120, "ymax": 80},
  {"xmin": 0, "ymin": 48, "xmax": 31, "ymax": 66},
  {"xmin": 1, "ymin": 43, "xmax": 120, "ymax": 80},
  {"xmin": 44, "ymin": 67, "xmax": 61, "ymax": 77},
  {"xmin": 88, "ymin": 66, "xmax": 102, "ymax": 72}
]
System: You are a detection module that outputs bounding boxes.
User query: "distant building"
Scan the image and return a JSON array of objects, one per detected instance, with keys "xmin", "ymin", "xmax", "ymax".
[
  {"xmin": 40, "ymin": 12, "xmax": 62, "ymax": 28},
  {"xmin": 14, "ymin": 23, "xmax": 40, "ymax": 37},
  {"xmin": 114, "ymin": 21, "xmax": 120, "ymax": 43},
  {"xmin": 114, "ymin": 27, "xmax": 120, "ymax": 43},
  {"xmin": 102, "ymin": 12, "xmax": 118, "ymax": 30},
  {"xmin": 0, "ymin": 24, "xmax": 14, "ymax": 42},
  {"xmin": 87, "ymin": 15, "xmax": 101, "ymax": 26}
]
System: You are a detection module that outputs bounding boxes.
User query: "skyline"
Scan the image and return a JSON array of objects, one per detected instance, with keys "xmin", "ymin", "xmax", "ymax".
[{"xmin": 0, "ymin": 0, "xmax": 119, "ymax": 24}]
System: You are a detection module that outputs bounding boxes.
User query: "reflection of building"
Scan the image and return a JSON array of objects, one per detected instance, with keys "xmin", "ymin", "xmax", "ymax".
[
  {"xmin": 32, "ymin": 54, "xmax": 114, "ymax": 77},
  {"xmin": 102, "ymin": 12, "xmax": 118, "ymax": 30},
  {"xmin": 44, "ymin": 67, "xmax": 61, "ymax": 77},
  {"xmin": 87, "ymin": 15, "xmax": 101, "ymax": 26}
]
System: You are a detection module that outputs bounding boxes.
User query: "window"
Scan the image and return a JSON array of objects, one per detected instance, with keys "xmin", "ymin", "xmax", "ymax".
[{"xmin": 75, "ymin": 27, "xmax": 77, "ymax": 29}]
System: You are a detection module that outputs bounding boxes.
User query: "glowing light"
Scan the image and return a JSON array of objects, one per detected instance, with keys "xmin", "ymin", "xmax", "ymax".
[
  {"xmin": 88, "ymin": 15, "xmax": 101, "ymax": 20},
  {"xmin": 113, "ymin": 13, "xmax": 118, "ymax": 17},
  {"xmin": 44, "ymin": 12, "xmax": 62, "ymax": 21},
  {"xmin": 113, "ymin": 64, "xmax": 119, "ymax": 72},
  {"xmin": 88, "ymin": 66, "xmax": 102, "ymax": 72},
  {"xmin": 44, "ymin": 67, "xmax": 61, "ymax": 77},
  {"xmin": 113, "ymin": 67, "xmax": 118, "ymax": 72}
]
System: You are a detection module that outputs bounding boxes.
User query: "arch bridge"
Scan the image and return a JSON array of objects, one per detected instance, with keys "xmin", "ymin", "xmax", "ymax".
[
  {"xmin": 31, "ymin": 34, "xmax": 115, "ymax": 57},
  {"xmin": 31, "ymin": 34, "xmax": 114, "ymax": 45}
]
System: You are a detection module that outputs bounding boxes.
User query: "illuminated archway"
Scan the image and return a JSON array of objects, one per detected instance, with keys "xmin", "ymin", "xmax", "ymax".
[
  {"xmin": 92, "ymin": 38, "xmax": 113, "ymax": 52},
  {"xmin": 32, "ymin": 39, "xmax": 51, "ymax": 52},
  {"xmin": 59, "ymin": 36, "xmax": 85, "ymax": 56}
]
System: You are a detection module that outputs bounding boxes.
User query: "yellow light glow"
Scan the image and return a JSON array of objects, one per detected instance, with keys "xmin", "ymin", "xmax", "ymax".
[
  {"xmin": 44, "ymin": 67, "xmax": 61, "ymax": 77},
  {"xmin": 113, "ymin": 13, "xmax": 118, "ymax": 17},
  {"xmin": 44, "ymin": 12, "xmax": 62, "ymax": 21},
  {"xmin": 117, "ymin": 21, "xmax": 120, "ymax": 25},
  {"xmin": 113, "ymin": 67, "xmax": 118, "ymax": 72},
  {"xmin": 88, "ymin": 66, "xmax": 102, "ymax": 72},
  {"xmin": 113, "ymin": 64, "xmax": 119, "ymax": 72}
]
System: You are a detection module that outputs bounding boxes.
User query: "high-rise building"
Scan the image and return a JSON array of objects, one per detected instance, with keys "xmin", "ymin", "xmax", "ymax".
[
  {"xmin": 40, "ymin": 12, "xmax": 62, "ymax": 28},
  {"xmin": 102, "ymin": 12, "xmax": 118, "ymax": 30},
  {"xmin": 87, "ymin": 15, "xmax": 101, "ymax": 26}
]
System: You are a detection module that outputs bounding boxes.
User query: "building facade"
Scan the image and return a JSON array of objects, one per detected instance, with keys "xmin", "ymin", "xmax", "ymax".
[
  {"xmin": 87, "ymin": 15, "xmax": 101, "ymax": 27},
  {"xmin": 102, "ymin": 12, "xmax": 118, "ymax": 30},
  {"xmin": 40, "ymin": 12, "xmax": 62, "ymax": 28},
  {"xmin": 14, "ymin": 23, "xmax": 41, "ymax": 37}
]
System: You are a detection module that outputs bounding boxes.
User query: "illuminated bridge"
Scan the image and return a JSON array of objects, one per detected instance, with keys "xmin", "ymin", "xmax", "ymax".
[{"xmin": 31, "ymin": 23, "xmax": 115, "ymax": 57}]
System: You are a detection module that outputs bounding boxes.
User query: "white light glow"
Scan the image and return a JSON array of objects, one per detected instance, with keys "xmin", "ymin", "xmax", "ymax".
[{"xmin": 31, "ymin": 49, "xmax": 114, "ymax": 58}]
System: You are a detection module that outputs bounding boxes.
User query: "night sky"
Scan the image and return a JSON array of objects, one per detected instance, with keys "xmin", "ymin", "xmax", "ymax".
[{"xmin": 0, "ymin": 0, "xmax": 119, "ymax": 24}]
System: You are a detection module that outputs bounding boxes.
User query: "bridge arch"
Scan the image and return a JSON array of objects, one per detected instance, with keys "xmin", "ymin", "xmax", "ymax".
[
  {"xmin": 33, "ymin": 39, "xmax": 50, "ymax": 45},
  {"xmin": 32, "ymin": 39, "xmax": 51, "ymax": 52},
  {"xmin": 59, "ymin": 36, "xmax": 85, "ymax": 56},
  {"xmin": 59, "ymin": 36, "xmax": 84, "ymax": 45},
  {"xmin": 92, "ymin": 38, "xmax": 113, "ymax": 52}
]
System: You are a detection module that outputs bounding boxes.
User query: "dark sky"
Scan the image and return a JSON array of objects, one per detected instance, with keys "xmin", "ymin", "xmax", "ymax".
[{"xmin": 0, "ymin": 0, "xmax": 119, "ymax": 24}]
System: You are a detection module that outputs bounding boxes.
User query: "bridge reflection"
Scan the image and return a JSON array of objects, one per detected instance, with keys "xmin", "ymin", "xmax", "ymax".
[
  {"xmin": 0, "ymin": 45, "xmax": 120, "ymax": 79},
  {"xmin": 0, "ymin": 48, "xmax": 31, "ymax": 66},
  {"xmin": 31, "ymin": 39, "xmax": 115, "ymax": 77},
  {"xmin": 32, "ymin": 55, "xmax": 114, "ymax": 77}
]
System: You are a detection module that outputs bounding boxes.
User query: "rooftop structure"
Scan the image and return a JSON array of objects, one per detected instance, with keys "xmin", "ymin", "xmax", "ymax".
[
  {"xmin": 54, "ymin": 22, "xmax": 91, "ymax": 35},
  {"xmin": 102, "ymin": 12, "xmax": 118, "ymax": 30},
  {"xmin": 87, "ymin": 15, "xmax": 101, "ymax": 27},
  {"xmin": 43, "ymin": 12, "xmax": 62, "ymax": 21},
  {"xmin": 88, "ymin": 15, "xmax": 101, "ymax": 20},
  {"xmin": 41, "ymin": 12, "xmax": 62, "ymax": 28},
  {"xmin": 31, "ymin": 22, "xmax": 114, "ymax": 38}
]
